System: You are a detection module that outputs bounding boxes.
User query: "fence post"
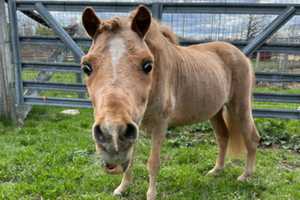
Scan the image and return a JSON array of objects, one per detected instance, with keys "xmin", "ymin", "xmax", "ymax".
[
  {"xmin": 0, "ymin": 0, "xmax": 17, "ymax": 122},
  {"xmin": 151, "ymin": 3, "xmax": 163, "ymax": 20}
]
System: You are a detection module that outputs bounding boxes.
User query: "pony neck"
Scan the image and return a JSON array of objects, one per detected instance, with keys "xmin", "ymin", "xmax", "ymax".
[
  {"xmin": 144, "ymin": 21, "xmax": 183, "ymax": 109},
  {"xmin": 145, "ymin": 21, "xmax": 182, "ymax": 77}
]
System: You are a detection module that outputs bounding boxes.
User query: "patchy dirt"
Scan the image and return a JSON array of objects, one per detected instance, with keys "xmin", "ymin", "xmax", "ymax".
[{"xmin": 280, "ymin": 160, "xmax": 300, "ymax": 171}]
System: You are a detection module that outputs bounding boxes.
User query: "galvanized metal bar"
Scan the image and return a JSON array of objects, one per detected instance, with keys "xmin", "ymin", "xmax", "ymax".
[
  {"xmin": 23, "ymin": 96, "xmax": 300, "ymax": 119},
  {"xmin": 20, "ymin": 36, "xmax": 90, "ymax": 48},
  {"xmin": 253, "ymin": 109, "xmax": 300, "ymax": 119},
  {"xmin": 183, "ymin": 42, "xmax": 300, "ymax": 54},
  {"xmin": 22, "ymin": 62, "xmax": 81, "ymax": 73},
  {"xmin": 255, "ymin": 44, "xmax": 300, "ymax": 54},
  {"xmin": 20, "ymin": 36, "xmax": 300, "ymax": 54},
  {"xmin": 180, "ymin": 39, "xmax": 300, "ymax": 53},
  {"xmin": 254, "ymin": 93, "xmax": 300, "ymax": 103},
  {"xmin": 243, "ymin": 6, "xmax": 296, "ymax": 56},
  {"xmin": 21, "ymin": 61, "xmax": 300, "ymax": 83},
  {"xmin": 15, "ymin": 1, "xmax": 300, "ymax": 15},
  {"xmin": 20, "ymin": 10, "xmax": 49, "ymax": 27},
  {"xmin": 21, "ymin": 81, "xmax": 300, "ymax": 104},
  {"xmin": 17, "ymin": 1, "xmax": 141, "ymax": 12},
  {"xmin": 24, "ymin": 96, "xmax": 92, "ymax": 108},
  {"xmin": 8, "ymin": 0, "xmax": 24, "ymax": 105},
  {"xmin": 163, "ymin": 2, "xmax": 300, "ymax": 15},
  {"xmin": 255, "ymin": 72, "xmax": 300, "ymax": 83},
  {"xmin": 151, "ymin": 3, "xmax": 163, "ymax": 20},
  {"xmin": 23, "ymin": 81, "xmax": 86, "ymax": 92},
  {"xmin": 34, "ymin": 2, "xmax": 84, "ymax": 60}
]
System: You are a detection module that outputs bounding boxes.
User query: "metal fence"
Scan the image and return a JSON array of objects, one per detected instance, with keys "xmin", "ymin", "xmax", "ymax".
[{"xmin": 6, "ymin": 0, "xmax": 300, "ymax": 119}]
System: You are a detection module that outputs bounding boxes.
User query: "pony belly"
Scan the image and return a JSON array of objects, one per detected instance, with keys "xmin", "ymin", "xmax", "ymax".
[
  {"xmin": 169, "ymin": 102, "xmax": 223, "ymax": 127},
  {"xmin": 169, "ymin": 88, "xmax": 227, "ymax": 127}
]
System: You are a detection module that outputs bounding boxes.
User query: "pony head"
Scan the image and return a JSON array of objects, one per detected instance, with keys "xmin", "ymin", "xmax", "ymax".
[{"xmin": 81, "ymin": 5, "xmax": 153, "ymax": 174}]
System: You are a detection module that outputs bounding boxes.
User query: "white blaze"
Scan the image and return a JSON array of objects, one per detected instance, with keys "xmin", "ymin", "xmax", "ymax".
[{"xmin": 109, "ymin": 37, "xmax": 126, "ymax": 80}]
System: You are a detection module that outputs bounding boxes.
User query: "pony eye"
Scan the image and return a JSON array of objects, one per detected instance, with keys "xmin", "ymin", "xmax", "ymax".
[
  {"xmin": 141, "ymin": 61, "xmax": 153, "ymax": 74},
  {"xmin": 82, "ymin": 63, "xmax": 93, "ymax": 76}
]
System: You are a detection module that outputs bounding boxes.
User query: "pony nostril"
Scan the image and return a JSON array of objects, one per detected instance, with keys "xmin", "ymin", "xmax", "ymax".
[
  {"xmin": 124, "ymin": 123, "xmax": 138, "ymax": 140},
  {"xmin": 94, "ymin": 125, "xmax": 105, "ymax": 142}
]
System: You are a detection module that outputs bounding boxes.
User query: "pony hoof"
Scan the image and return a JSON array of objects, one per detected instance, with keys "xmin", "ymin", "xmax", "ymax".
[
  {"xmin": 237, "ymin": 173, "xmax": 251, "ymax": 181},
  {"xmin": 113, "ymin": 181, "xmax": 131, "ymax": 196},
  {"xmin": 206, "ymin": 168, "xmax": 223, "ymax": 176},
  {"xmin": 113, "ymin": 188, "xmax": 123, "ymax": 196},
  {"xmin": 147, "ymin": 189, "xmax": 157, "ymax": 200}
]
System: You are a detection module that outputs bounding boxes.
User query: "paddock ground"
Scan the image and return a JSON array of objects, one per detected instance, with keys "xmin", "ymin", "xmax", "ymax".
[{"xmin": 0, "ymin": 106, "xmax": 299, "ymax": 200}]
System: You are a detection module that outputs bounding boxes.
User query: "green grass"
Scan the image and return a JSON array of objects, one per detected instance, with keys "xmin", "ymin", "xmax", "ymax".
[
  {"xmin": 254, "ymin": 85, "xmax": 300, "ymax": 110},
  {"xmin": 0, "ymin": 106, "xmax": 299, "ymax": 200},
  {"xmin": 254, "ymin": 102, "xmax": 299, "ymax": 110},
  {"xmin": 255, "ymin": 86, "xmax": 300, "ymax": 95},
  {"xmin": 22, "ymin": 70, "xmax": 77, "ymax": 84}
]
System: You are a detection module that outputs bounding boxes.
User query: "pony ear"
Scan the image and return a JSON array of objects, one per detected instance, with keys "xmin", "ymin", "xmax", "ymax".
[
  {"xmin": 82, "ymin": 7, "xmax": 101, "ymax": 38},
  {"xmin": 131, "ymin": 5, "xmax": 152, "ymax": 38}
]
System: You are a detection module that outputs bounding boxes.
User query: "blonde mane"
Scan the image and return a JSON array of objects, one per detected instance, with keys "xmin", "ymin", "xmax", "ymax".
[
  {"xmin": 145, "ymin": 19, "xmax": 178, "ymax": 47},
  {"xmin": 159, "ymin": 24, "xmax": 178, "ymax": 44}
]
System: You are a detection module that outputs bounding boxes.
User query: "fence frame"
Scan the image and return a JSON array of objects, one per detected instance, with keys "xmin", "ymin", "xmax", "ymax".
[
  {"xmin": 3, "ymin": 0, "xmax": 300, "ymax": 121},
  {"xmin": 0, "ymin": 0, "xmax": 17, "ymax": 122}
]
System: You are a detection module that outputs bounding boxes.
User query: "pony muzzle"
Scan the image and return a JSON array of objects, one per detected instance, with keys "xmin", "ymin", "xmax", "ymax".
[
  {"xmin": 93, "ymin": 121, "xmax": 137, "ymax": 175},
  {"xmin": 93, "ymin": 121, "xmax": 138, "ymax": 145}
]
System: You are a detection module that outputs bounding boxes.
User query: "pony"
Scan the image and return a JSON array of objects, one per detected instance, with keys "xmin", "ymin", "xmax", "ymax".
[{"xmin": 80, "ymin": 5, "xmax": 260, "ymax": 200}]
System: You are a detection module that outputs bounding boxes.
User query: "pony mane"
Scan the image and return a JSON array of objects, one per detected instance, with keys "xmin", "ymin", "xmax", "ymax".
[
  {"xmin": 159, "ymin": 24, "xmax": 178, "ymax": 44},
  {"xmin": 144, "ymin": 18, "xmax": 179, "ymax": 49}
]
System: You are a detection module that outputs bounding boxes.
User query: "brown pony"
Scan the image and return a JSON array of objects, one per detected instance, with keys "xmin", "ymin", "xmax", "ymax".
[{"xmin": 81, "ymin": 5, "xmax": 260, "ymax": 200}]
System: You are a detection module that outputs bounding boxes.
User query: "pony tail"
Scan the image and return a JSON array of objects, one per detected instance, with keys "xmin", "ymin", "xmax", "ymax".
[{"xmin": 222, "ymin": 107, "xmax": 246, "ymax": 157}]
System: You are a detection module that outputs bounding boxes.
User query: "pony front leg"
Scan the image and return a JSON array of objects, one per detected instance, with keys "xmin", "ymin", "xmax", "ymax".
[
  {"xmin": 147, "ymin": 127, "xmax": 165, "ymax": 200},
  {"xmin": 113, "ymin": 159, "xmax": 133, "ymax": 196}
]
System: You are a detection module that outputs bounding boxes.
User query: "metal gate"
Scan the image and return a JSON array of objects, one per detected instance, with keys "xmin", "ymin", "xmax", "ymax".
[{"xmin": 7, "ymin": 0, "xmax": 300, "ymax": 119}]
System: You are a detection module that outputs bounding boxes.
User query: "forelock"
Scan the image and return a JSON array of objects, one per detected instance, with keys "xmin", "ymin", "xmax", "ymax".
[{"xmin": 93, "ymin": 17, "xmax": 123, "ymax": 39}]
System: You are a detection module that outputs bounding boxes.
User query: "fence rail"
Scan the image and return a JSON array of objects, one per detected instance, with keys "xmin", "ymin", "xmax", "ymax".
[
  {"xmin": 14, "ymin": 1, "xmax": 300, "ymax": 15},
  {"xmin": 20, "ymin": 36, "xmax": 300, "ymax": 54},
  {"xmin": 5, "ymin": 0, "xmax": 300, "ymax": 120},
  {"xmin": 255, "ymin": 72, "xmax": 300, "ymax": 83},
  {"xmin": 22, "ymin": 81, "xmax": 300, "ymax": 104},
  {"xmin": 22, "ymin": 96, "xmax": 300, "ymax": 119},
  {"xmin": 22, "ymin": 62, "xmax": 81, "ymax": 73},
  {"xmin": 21, "ymin": 61, "xmax": 300, "ymax": 83}
]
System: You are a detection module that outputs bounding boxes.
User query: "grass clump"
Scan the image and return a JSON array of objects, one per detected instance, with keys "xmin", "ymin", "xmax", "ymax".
[{"xmin": 256, "ymin": 118, "xmax": 300, "ymax": 152}]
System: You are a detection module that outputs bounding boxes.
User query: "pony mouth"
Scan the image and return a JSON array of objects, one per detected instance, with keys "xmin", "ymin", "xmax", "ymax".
[
  {"xmin": 106, "ymin": 163, "xmax": 117, "ymax": 170},
  {"xmin": 103, "ymin": 161, "xmax": 130, "ymax": 174},
  {"xmin": 104, "ymin": 162, "xmax": 123, "ymax": 174}
]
